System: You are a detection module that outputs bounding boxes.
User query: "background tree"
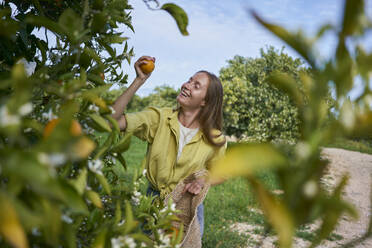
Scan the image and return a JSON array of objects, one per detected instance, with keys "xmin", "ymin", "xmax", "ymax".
[{"xmin": 221, "ymin": 46, "xmax": 306, "ymax": 143}]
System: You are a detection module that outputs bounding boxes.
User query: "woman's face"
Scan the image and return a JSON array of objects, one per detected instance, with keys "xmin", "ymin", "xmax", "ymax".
[{"xmin": 177, "ymin": 72, "xmax": 210, "ymax": 110}]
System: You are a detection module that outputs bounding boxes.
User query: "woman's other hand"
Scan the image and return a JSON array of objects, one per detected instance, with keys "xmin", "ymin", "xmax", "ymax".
[
  {"xmin": 183, "ymin": 177, "xmax": 205, "ymax": 195},
  {"xmin": 134, "ymin": 55, "xmax": 155, "ymax": 82}
]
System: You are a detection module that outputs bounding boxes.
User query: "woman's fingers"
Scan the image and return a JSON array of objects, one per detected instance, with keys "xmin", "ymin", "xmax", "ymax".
[
  {"xmin": 184, "ymin": 182, "xmax": 202, "ymax": 195},
  {"xmin": 182, "ymin": 183, "xmax": 191, "ymax": 194}
]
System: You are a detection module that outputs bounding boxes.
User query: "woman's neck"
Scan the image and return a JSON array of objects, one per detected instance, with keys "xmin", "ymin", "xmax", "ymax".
[{"xmin": 178, "ymin": 108, "xmax": 201, "ymax": 129}]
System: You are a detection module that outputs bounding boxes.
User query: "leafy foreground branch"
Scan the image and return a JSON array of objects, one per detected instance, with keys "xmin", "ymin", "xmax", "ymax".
[
  {"xmin": 210, "ymin": 0, "xmax": 372, "ymax": 247},
  {"xmin": 0, "ymin": 0, "xmax": 189, "ymax": 247}
]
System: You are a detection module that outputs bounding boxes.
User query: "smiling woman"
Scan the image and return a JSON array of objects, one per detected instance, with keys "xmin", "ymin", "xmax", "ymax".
[{"xmin": 111, "ymin": 55, "xmax": 227, "ymax": 246}]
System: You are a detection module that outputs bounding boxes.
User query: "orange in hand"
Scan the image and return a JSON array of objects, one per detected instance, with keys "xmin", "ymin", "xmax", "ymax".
[
  {"xmin": 139, "ymin": 59, "xmax": 155, "ymax": 74},
  {"xmin": 43, "ymin": 118, "xmax": 82, "ymax": 138}
]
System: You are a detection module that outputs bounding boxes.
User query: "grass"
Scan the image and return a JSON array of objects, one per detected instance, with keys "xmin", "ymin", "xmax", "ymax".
[
  {"xmin": 119, "ymin": 136, "xmax": 371, "ymax": 247},
  {"xmin": 325, "ymin": 137, "xmax": 372, "ymax": 155}
]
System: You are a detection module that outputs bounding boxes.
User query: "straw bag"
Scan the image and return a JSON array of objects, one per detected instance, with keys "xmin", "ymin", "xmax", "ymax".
[{"xmin": 164, "ymin": 170, "xmax": 210, "ymax": 248}]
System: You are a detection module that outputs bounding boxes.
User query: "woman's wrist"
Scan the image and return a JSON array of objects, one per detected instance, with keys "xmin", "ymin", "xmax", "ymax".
[{"xmin": 134, "ymin": 76, "xmax": 146, "ymax": 85}]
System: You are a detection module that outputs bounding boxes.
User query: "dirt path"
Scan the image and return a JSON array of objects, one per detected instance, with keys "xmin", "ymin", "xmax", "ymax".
[{"xmin": 230, "ymin": 148, "xmax": 372, "ymax": 247}]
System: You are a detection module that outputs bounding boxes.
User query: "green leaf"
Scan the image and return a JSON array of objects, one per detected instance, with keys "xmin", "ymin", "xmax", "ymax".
[
  {"xmin": 112, "ymin": 133, "xmax": 132, "ymax": 153},
  {"xmin": 341, "ymin": 0, "xmax": 365, "ymax": 36},
  {"xmin": 251, "ymin": 11, "xmax": 316, "ymax": 67},
  {"xmin": 267, "ymin": 72, "xmax": 303, "ymax": 107},
  {"xmin": 105, "ymin": 35, "xmax": 129, "ymax": 44},
  {"xmin": 161, "ymin": 3, "xmax": 189, "ymax": 35},
  {"xmin": 248, "ymin": 178, "xmax": 294, "ymax": 248},
  {"xmin": 60, "ymin": 181, "xmax": 89, "ymax": 214},
  {"xmin": 0, "ymin": 192, "xmax": 29, "ymax": 248},
  {"xmin": 89, "ymin": 114, "xmax": 112, "ymax": 132},
  {"xmin": 85, "ymin": 190, "xmax": 103, "ymax": 209},
  {"xmin": 124, "ymin": 201, "xmax": 138, "ymax": 233},
  {"xmin": 95, "ymin": 173, "xmax": 112, "ymax": 195},
  {"xmin": 26, "ymin": 15, "xmax": 64, "ymax": 35},
  {"xmin": 114, "ymin": 201, "xmax": 122, "ymax": 225},
  {"xmin": 91, "ymin": 228, "xmax": 106, "ymax": 248},
  {"xmin": 106, "ymin": 115, "xmax": 120, "ymax": 133},
  {"xmin": 69, "ymin": 168, "xmax": 87, "ymax": 195},
  {"xmin": 116, "ymin": 153, "xmax": 127, "ymax": 171},
  {"xmin": 209, "ymin": 143, "xmax": 288, "ymax": 182},
  {"xmin": 87, "ymin": 73, "xmax": 105, "ymax": 86},
  {"xmin": 58, "ymin": 9, "xmax": 83, "ymax": 41}
]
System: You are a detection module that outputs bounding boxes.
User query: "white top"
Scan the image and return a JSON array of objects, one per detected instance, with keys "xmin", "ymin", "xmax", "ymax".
[{"xmin": 177, "ymin": 120, "xmax": 199, "ymax": 161}]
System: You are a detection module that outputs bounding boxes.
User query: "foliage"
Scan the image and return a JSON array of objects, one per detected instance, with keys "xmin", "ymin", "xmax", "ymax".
[
  {"xmin": 104, "ymin": 85, "xmax": 179, "ymax": 113},
  {"xmin": 210, "ymin": 0, "xmax": 372, "ymax": 247},
  {"xmin": 220, "ymin": 46, "xmax": 334, "ymax": 143},
  {"xmin": 0, "ymin": 0, "xmax": 188, "ymax": 247}
]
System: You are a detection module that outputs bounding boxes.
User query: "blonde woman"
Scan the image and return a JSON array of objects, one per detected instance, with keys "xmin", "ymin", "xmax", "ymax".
[{"xmin": 111, "ymin": 55, "xmax": 226, "ymax": 240}]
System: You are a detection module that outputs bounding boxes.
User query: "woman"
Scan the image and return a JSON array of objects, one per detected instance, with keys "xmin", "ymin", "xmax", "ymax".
[{"xmin": 111, "ymin": 55, "xmax": 227, "ymax": 241}]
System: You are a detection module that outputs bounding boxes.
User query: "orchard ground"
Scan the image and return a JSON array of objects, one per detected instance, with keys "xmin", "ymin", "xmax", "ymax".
[{"xmin": 115, "ymin": 135, "xmax": 372, "ymax": 247}]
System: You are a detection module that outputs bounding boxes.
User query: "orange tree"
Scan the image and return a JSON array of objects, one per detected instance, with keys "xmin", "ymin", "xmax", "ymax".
[
  {"xmin": 0, "ymin": 0, "xmax": 188, "ymax": 247},
  {"xmin": 210, "ymin": 0, "xmax": 372, "ymax": 247}
]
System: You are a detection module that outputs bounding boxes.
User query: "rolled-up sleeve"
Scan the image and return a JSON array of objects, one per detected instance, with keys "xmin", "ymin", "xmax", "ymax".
[{"xmin": 123, "ymin": 106, "xmax": 161, "ymax": 143}]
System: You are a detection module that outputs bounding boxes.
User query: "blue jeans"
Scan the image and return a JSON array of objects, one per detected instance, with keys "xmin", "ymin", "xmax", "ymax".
[{"xmin": 146, "ymin": 185, "xmax": 204, "ymax": 237}]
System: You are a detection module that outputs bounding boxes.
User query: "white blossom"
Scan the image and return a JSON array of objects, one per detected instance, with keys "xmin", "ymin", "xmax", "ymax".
[
  {"xmin": 38, "ymin": 152, "xmax": 67, "ymax": 167},
  {"xmin": 88, "ymin": 159, "xmax": 103, "ymax": 175},
  {"xmin": 17, "ymin": 58, "xmax": 36, "ymax": 76},
  {"xmin": 0, "ymin": 105, "xmax": 20, "ymax": 126},
  {"xmin": 303, "ymin": 180, "xmax": 318, "ymax": 198},
  {"xmin": 18, "ymin": 103, "xmax": 33, "ymax": 116},
  {"xmin": 109, "ymin": 106, "xmax": 116, "ymax": 114},
  {"xmin": 131, "ymin": 190, "xmax": 141, "ymax": 206},
  {"xmin": 111, "ymin": 236, "xmax": 136, "ymax": 248},
  {"xmin": 154, "ymin": 229, "xmax": 171, "ymax": 248},
  {"xmin": 24, "ymin": 127, "xmax": 32, "ymax": 133},
  {"xmin": 41, "ymin": 109, "xmax": 57, "ymax": 121},
  {"xmin": 295, "ymin": 142, "xmax": 311, "ymax": 160},
  {"xmin": 88, "ymin": 104, "xmax": 99, "ymax": 113},
  {"xmin": 142, "ymin": 169, "xmax": 147, "ymax": 177},
  {"xmin": 61, "ymin": 214, "xmax": 73, "ymax": 224}
]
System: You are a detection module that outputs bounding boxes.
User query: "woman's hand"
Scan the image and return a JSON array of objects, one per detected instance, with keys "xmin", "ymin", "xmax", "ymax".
[
  {"xmin": 183, "ymin": 177, "xmax": 205, "ymax": 195},
  {"xmin": 134, "ymin": 55, "xmax": 155, "ymax": 82}
]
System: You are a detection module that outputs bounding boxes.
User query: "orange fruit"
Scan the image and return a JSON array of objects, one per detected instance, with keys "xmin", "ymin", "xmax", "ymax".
[
  {"xmin": 99, "ymin": 72, "xmax": 105, "ymax": 80},
  {"xmin": 44, "ymin": 118, "xmax": 82, "ymax": 138},
  {"xmin": 139, "ymin": 59, "xmax": 155, "ymax": 74}
]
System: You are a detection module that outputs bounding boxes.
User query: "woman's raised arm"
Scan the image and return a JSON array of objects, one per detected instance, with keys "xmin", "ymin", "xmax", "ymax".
[{"xmin": 111, "ymin": 56, "xmax": 155, "ymax": 130}]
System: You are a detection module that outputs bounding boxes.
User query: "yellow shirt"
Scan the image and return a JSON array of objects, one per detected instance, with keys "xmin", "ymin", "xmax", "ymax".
[{"xmin": 124, "ymin": 106, "xmax": 227, "ymax": 197}]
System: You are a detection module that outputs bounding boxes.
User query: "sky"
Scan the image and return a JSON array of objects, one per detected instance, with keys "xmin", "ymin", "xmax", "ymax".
[
  {"xmin": 110, "ymin": 0, "xmax": 372, "ymax": 97},
  {"xmin": 24, "ymin": 0, "xmax": 372, "ymax": 97}
]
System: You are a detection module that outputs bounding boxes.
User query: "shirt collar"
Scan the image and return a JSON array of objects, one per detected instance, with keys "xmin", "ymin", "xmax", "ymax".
[{"xmin": 167, "ymin": 108, "xmax": 205, "ymax": 143}]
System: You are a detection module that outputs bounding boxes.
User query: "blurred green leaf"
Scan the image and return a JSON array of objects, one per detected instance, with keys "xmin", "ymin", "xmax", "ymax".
[
  {"xmin": 161, "ymin": 3, "xmax": 189, "ymax": 35},
  {"xmin": 124, "ymin": 201, "xmax": 138, "ymax": 233},
  {"xmin": 0, "ymin": 191, "xmax": 29, "ymax": 248},
  {"xmin": 89, "ymin": 114, "xmax": 112, "ymax": 132},
  {"xmin": 91, "ymin": 228, "xmax": 106, "ymax": 248},
  {"xmin": 249, "ymin": 178, "xmax": 294, "ymax": 248},
  {"xmin": 95, "ymin": 173, "xmax": 112, "ymax": 195},
  {"xmin": 112, "ymin": 133, "xmax": 132, "ymax": 153},
  {"xmin": 70, "ymin": 168, "xmax": 87, "ymax": 195},
  {"xmin": 85, "ymin": 190, "xmax": 103, "ymax": 209},
  {"xmin": 267, "ymin": 72, "xmax": 303, "ymax": 107},
  {"xmin": 209, "ymin": 143, "xmax": 288, "ymax": 182},
  {"xmin": 341, "ymin": 0, "xmax": 365, "ymax": 36},
  {"xmin": 252, "ymin": 11, "xmax": 316, "ymax": 67}
]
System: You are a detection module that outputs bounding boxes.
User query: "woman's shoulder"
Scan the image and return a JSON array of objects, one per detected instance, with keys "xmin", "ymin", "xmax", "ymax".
[{"xmin": 209, "ymin": 128, "xmax": 226, "ymax": 146}]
